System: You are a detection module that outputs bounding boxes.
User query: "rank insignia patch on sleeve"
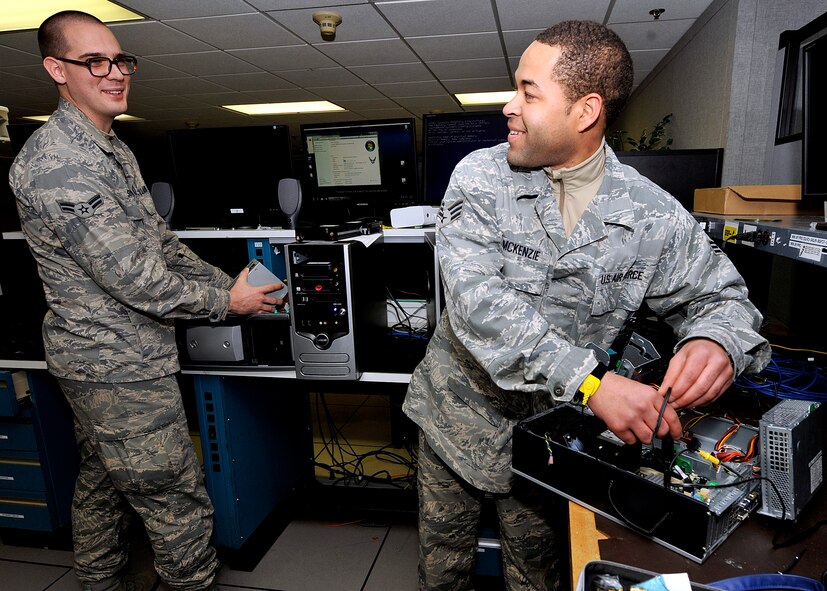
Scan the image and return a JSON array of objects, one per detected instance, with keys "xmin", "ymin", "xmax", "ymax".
[
  {"xmin": 438, "ymin": 200, "xmax": 464, "ymax": 224},
  {"xmin": 59, "ymin": 194, "xmax": 103, "ymax": 218}
]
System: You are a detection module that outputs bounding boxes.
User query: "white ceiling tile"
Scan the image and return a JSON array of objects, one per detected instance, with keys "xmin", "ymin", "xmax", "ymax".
[
  {"xmin": 394, "ymin": 95, "xmax": 459, "ymax": 114},
  {"xmin": 503, "ymin": 29, "xmax": 544, "ymax": 58},
  {"xmin": 307, "ymin": 84, "xmax": 385, "ymax": 100},
  {"xmin": 2, "ymin": 64, "xmax": 49, "ymax": 81},
  {"xmin": 266, "ymin": 5, "xmax": 397, "ymax": 44},
  {"xmin": 495, "ymin": 0, "xmax": 611, "ymax": 31},
  {"xmin": 372, "ymin": 80, "xmax": 446, "ymax": 98},
  {"xmin": 277, "ymin": 67, "xmax": 364, "ymax": 88},
  {"xmin": 330, "ymin": 97, "xmax": 402, "ymax": 111},
  {"xmin": 200, "ymin": 73, "xmax": 296, "ymax": 92},
  {"xmin": 237, "ymin": 88, "xmax": 322, "ymax": 102},
  {"xmin": 148, "ymin": 51, "xmax": 261, "ymax": 77},
  {"xmin": 137, "ymin": 77, "xmax": 234, "ymax": 95},
  {"xmin": 611, "ymin": 20, "xmax": 695, "ymax": 51},
  {"xmin": 0, "ymin": 71, "xmax": 49, "ymax": 91},
  {"xmin": 130, "ymin": 94, "xmax": 207, "ymax": 109},
  {"xmin": 375, "ymin": 0, "xmax": 497, "ymax": 37},
  {"xmin": 608, "ymin": 0, "xmax": 715, "ymax": 24},
  {"xmin": 247, "ymin": 0, "xmax": 370, "ymax": 9},
  {"xmin": 0, "ymin": 31, "xmax": 41, "ymax": 54},
  {"xmin": 0, "ymin": 46, "xmax": 39, "ymax": 67},
  {"xmin": 185, "ymin": 92, "xmax": 260, "ymax": 106},
  {"xmin": 118, "ymin": 0, "xmax": 256, "ymax": 19},
  {"xmin": 133, "ymin": 59, "xmax": 194, "ymax": 80},
  {"xmin": 348, "ymin": 106, "xmax": 419, "ymax": 118},
  {"xmin": 126, "ymin": 83, "xmax": 169, "ymax": 98},
  {"xmin": 315, "ymin": 39, "xmax": 419, "ymax": 66},
  {"xmin": 109, "ymin": 21, "xmax": 215, "ymax": 55},
  {"xmin": 228, "ymin": 46, "xmax": 337, "ymax": 71},
  {"xmin": 408, "ymin": 33, "xmax": 503, "ymax": 61},
  {"xmin": 427, "ymin": 58, "xmax": 509, "ymax": 80},
  {"xmin": 348, "ymin": 63, "xmax": 434, "ymax": 84},
  {"xmin": 164, "ymin": 14, "xmax": 302, "ymax": 50},
  {"xmin": 441, "ymin": 77, "xmax": 513, "ymax": 93}
]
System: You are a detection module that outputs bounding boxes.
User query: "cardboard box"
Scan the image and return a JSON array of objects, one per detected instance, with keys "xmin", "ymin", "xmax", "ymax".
[{"xmin": 693, "ymin": 184, "xmax": 811, "ymax": 215}]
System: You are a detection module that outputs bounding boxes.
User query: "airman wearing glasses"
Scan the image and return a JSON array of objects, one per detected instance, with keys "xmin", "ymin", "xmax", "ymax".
[{"xmin": 9, "ymin": 10, "xmax": 283, "ymax": 591}]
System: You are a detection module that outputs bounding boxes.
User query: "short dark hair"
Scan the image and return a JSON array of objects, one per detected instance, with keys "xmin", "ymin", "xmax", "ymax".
[
  {"xmin": 535, "ymin": 21, "xmax": 633, "ymax": 126},
  {"xmin": 38, "ymin": 10, "xmax": 105, "ymax": 59}
]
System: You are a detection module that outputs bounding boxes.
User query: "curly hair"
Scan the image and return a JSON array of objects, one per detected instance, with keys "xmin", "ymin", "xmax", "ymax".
[
  {"xmin": 38, "ymin": 10, "xmax": 105, "ymax": 59},
  {"xmin": 535, "ymin": 20, "xmax": 633, "ymax": 125}
]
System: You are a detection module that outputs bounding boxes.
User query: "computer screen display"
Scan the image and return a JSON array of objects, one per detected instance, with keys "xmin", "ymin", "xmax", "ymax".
[
  {"xmin": 422, "ymin": 111, "xmax": 509, "ymax": 205},
  {"xmin": 300, "ymin": 118, "xmax": 418, "ymax": 222},
  {"xmin": 167, "ymin": 125, "xmax": 293, "ymax": 229}
]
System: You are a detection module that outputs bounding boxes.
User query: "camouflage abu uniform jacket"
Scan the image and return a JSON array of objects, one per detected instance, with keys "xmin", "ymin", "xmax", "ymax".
[
  {"xmin": 10, "ymin": 99, "xmax": 234, "ymax": 383},
  {"xmin": 403, "ymin": 142, "xmax": 770, "ymax": 493}
]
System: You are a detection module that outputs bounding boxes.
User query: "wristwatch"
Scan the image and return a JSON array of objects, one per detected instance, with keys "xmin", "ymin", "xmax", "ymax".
[{"xmin": 578, "ymin": 363, "xmax": 608, "ymax": 406}]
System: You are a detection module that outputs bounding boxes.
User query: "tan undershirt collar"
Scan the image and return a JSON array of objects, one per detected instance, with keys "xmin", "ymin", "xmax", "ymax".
[{"xmin": 545, "ymin": 141, "xmax": 606, "ymax": 236}]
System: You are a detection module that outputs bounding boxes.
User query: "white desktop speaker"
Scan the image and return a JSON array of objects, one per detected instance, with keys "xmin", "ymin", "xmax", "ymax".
[
  {"xmin": 390, "ymin": 205, "xmax": 438, "ymax": 228},
  {"xmin": 278, "ymin": 178, "xmax": 302, "ymax": 229}
]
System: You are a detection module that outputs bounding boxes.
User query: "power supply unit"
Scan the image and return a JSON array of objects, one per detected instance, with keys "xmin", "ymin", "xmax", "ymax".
[{"xmin": 758, "ymin": 400, "xmax": 824, "ymax": 520}]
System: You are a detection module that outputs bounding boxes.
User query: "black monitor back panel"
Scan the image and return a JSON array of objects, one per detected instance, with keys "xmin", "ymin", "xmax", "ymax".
[
  {"xmin": 168, "ymin": 125, "xmax": 294, "ymax": 230},
  {"xmin": 615, "ymin": 149, "xmax": 724, "ymax": 212}
]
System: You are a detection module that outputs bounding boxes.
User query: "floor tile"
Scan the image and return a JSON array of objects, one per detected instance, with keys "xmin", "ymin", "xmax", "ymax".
[
  {"xmin": 0, "ymin": 543, "xmax": 73, "ymax": 566},
  {"xmin": 217, "ymin": 519, "xmax": 390, "ymax": 591},
  {"xmin": 362, "ymin": 522, "xmax": 418, "ymax": 591},
  {"xmin": 0, "ymin": 558, "xmax": 72, "ymax": 591}
]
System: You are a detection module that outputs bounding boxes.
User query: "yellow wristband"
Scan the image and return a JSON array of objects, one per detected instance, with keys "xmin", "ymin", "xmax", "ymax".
[{"xmin": 579, "ymin": 374, "xmax": 601, "ymax": 405}]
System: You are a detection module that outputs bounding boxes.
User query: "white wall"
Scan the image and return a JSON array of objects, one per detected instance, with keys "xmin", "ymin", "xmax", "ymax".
[{"xmin": 612, "ymin": 0, "xmax": 826, "ymax": 186}]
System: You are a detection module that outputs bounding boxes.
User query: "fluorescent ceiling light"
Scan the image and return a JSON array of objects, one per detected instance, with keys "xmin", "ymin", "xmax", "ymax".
[
  {"xmin": 222, "ymin": 101, "xmax": 345, "ymax": 115},
  {"xmin": 22, "ymin": 113, "xmax": 143, "ymax": 122},
  {"xmin": 1, "ymin": 1, "xmax": 143, "ymax": 33},
  {"xmin": 455, "ymin": 91, "xmax": 516, "ymax": 106}
]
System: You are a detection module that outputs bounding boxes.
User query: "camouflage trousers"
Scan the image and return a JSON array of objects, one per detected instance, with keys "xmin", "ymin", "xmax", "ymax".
[
  {"xmin": 57, "ymin": 375, "xmax": 219, "ymax": 591},
  {"xmin": 417, "ymin": 430, "xmax": 566, "ymax": 591}
]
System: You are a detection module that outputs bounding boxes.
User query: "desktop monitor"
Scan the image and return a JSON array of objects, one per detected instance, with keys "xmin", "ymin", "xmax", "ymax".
[
  {"xmin": 802, "ymin": 23, "xmax": 827, "ymax": 201},
  {"xmin": 422, "ymin": 111, "xmax": 509, "ymax": 205},
  {"xmin": 615, "ymin": 149, "xmax": 724, "ymax": 211},
  {"xmin": 167, "ymin": 125, "xmax": 293, "ymax": 230},
  {"xmin": 299, "ymin": 118, "xmax": 419, "ymax": 223}
]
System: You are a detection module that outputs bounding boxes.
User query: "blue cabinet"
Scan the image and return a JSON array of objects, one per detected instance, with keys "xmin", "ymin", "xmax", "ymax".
[
  {"xmin": 190, "ymin": 374, "xmax": 312, "ymax": 549},
  {"xmin": 0, "ymin": 369, "xmax": 78, "ymax": 531}
]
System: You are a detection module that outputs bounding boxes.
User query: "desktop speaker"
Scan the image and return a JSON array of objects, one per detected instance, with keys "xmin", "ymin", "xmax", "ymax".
[
  {"xmin": 278, "ymin": 178, "xmax": 302, "ymax": 229},
  {"xmin": 0, "ymin": 106, "xmax": 9, "ymax": 144},
  {"xmin": 150, "ymin": 182, "xmax": 175, "ymax": 226}
]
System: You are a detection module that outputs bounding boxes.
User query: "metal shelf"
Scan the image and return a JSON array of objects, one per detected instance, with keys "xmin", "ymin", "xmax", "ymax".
[{"xmin": 694, "ymin": 214, "xmax": 827, "ymax": 268}]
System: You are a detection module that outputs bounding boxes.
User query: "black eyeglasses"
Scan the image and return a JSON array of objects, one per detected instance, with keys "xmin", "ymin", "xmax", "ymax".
[{"xmin": 55, "ymin": 55, "xmax": 138, "ymax": 77}]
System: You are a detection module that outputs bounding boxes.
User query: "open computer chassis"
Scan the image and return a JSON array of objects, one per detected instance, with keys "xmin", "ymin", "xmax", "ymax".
[{"xmin": 512, "ymin": 403, "xmax": 761, "ymax": 563}]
